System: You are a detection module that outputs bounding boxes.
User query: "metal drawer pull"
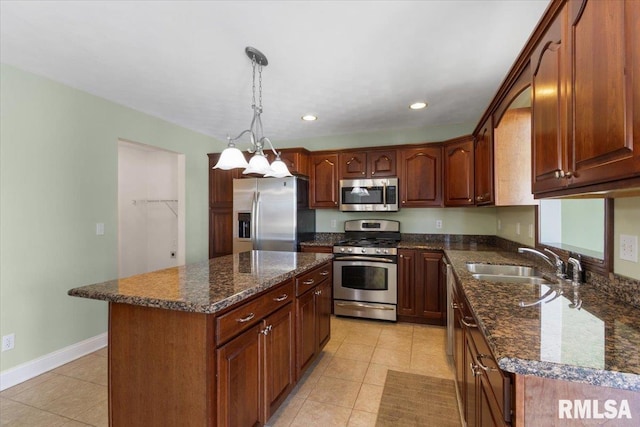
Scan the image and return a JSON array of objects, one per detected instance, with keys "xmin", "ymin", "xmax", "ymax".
[
  {"xmin": 236, "ymin": 313, "xmax": 256, "ymax": 323},
  {"xmin": 319, "ymin": 270, "xmax": 330, "ymax": 276},
  {"xmin": 476, "ymin": 354, "xmax": 498, "ymax": 372},
  {"xmin": 335, "ymin": 302, "xmax": 394, "ymax": 310},
  {"xmin": 273, "ymin": 294, "xmax": 288, "ymax": 302},
  {"xmin": 302, "ymin": 279, "xmax": 315, "ymax": 285},
  {"xmin": 451, "ymin": 302, "xmax": 459, "ymax": 309},
  {"xmin": 460, "ymin": 316, "xmax": 477, "ymax": 328},
  {"xmin": 315, "ymin": 289, "xmax": 322, "ymax": 296}
]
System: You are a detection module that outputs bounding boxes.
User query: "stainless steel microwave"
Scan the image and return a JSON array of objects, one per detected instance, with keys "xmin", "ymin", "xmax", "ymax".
[{"xmin": 339, "ymin": 178, "xmax": 399, "ymax": 212}]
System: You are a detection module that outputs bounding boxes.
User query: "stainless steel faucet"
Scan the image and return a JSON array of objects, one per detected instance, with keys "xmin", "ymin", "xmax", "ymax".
[
  {"xmin": 517, "ymin": 247, "xmax": 567, "ymax": 278},
  {"xmin": 567, "ymin": 257, "xmax": 583, "ymax": 285}
]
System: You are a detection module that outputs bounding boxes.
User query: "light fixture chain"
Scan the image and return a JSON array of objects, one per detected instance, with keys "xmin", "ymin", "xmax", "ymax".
[
  {"xmin": 251, "ymin": 56, "xmax": 256, "ymax": 109},
  {"xmin": 258, "ymin": 64, "xmax": 263, "ymax": 110}
]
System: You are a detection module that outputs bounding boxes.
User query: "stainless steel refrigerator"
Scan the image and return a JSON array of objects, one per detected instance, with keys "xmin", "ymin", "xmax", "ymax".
[{"xmin": 233, "ymin": 177, "xmax": 315, "ymax": 253}]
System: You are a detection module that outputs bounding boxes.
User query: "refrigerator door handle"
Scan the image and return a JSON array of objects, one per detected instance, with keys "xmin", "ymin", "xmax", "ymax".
[
  {"xmin": 251, "ymin": 191, "xmax": 258, "ymax": 250},
  {"xmin": 254, "ymin": 191, "xmax": 261, "ymax": 250}
]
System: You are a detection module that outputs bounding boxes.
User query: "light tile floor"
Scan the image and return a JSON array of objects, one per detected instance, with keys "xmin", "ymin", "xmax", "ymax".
[{"xmin": 0, "ymin": 317, "xmax": 454, "ymax": 427}]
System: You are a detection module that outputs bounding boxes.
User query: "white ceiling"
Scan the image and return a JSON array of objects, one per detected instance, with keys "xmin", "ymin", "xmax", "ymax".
[{"xmin": 0, "ymin": 0, "xmax": 550, "ymax": 143}]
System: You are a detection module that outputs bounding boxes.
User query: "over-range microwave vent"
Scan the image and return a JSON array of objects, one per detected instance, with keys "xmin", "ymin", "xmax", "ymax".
[{"xmin": 339, "ymin": 178, "xmax": 399, "ymax": 212}]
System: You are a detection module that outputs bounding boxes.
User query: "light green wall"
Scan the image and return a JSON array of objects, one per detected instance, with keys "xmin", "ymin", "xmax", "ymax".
[
  {"xmin": 561, "ymin": 199, "xmax": 605, "ymax": 255},
  {"xmin": 0, "ymin": 64, "xmax": 218, "ymax": 371},
  {"xmin": 316, "ymin": 207, "xmax": 497, "ymax": 234},
  {"xmin": 278, "ymin": 122, "xmax": 476, "ymax": 151},
  {"xmin": 614, "ymin": 197, "xmax": 640, "ymax": 279},
  {"xmin": 495, "ymin": 206, "xmax": 536, "ymax": 247}
]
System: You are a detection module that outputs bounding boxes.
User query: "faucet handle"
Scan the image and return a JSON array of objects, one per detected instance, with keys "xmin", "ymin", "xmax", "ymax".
[
  {"xmin": 567, "ymin": 257, "xmax": 583, "ymax": 285},
  {"xmin": 544, "ymin": 248, "xmax": 566, "ymax": 278}
]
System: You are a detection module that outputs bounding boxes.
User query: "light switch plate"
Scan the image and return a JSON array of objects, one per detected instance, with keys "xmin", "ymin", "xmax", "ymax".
[
  {"xmin": 620, "ymin": 234, "xmax": 638, "ymax": 262},
  {"xmin": 96, "ymin": 223, "xmax": 105, "ymax": 235}
]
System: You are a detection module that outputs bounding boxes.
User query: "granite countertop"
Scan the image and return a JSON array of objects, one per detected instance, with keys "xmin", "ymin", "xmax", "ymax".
[
  {"xmin": 445, "ymin": 249, "xmax": 640, "ymax": 391},
  {"xmin": 68, "ymin": 251, "xmax": 332, "ymax": 314}
]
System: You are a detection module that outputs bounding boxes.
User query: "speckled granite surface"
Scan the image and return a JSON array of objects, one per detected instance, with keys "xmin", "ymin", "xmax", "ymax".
[
  {"xmin": 445, "ymin": 249, "xmax": 640, "ymax": 391},
  {"xmin": 68, "ymin": 251, "xmax": 332, "ymax": 314}
]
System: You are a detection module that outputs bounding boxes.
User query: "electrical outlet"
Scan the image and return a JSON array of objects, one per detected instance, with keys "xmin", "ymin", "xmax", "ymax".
[
  {"xmin": 330, "ymin": 219, "xmax": 337, "ymax": 229},
  {"xmin": 516, "ymin": 223, "xmax": 521, "ymax": 235},
  {"xmin": 96, "ymin": 223, "xmax": 104, "ymax": 236},
  {"xmin": 2, "ymin": 333, "xmax": 15, "ymax": 352},
  {"xmin": 435, "ymin": 220, "xmax": 443, "ymax": 229},
  {"xmin": 620, "ymin": 234, "xmax": 638, "ymax": 262},
  {"xmin": 528, "ymin": 224, "xmax": 534, "ymax": 239}
]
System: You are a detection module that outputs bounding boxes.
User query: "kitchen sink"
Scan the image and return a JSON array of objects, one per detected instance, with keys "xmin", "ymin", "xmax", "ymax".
[
  {"xmin": 471, "ymin": 273, "xmax": 552, "ymax": 285},
  {"xmin": 466, "ymin": 262, "xmax": 541, "ymax": 277}
]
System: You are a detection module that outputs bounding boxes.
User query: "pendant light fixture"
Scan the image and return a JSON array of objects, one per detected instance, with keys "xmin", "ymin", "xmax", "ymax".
[{"xmin": 213, "ymin": 47, "xmax": 292, "ymax": 177}]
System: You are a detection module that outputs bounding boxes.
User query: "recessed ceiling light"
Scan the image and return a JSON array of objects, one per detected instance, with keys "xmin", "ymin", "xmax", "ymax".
[
  {"xmin": 301, "ymin": 114, "xmax": 318, "ymax": 121},
  {"xmin": 409, "ymin": 102, "xmax": 428, "ymax": 110}
]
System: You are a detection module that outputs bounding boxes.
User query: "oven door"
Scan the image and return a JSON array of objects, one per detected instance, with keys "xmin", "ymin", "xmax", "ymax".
[{"xmin": 333, "ymin": 257, "xmax": 397, "ymax": 304}]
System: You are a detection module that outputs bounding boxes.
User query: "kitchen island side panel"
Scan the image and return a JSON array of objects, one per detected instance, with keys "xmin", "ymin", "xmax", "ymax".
[{"xmin": 108, "ymin": 303, "xmax": 215, "ymax": 427}]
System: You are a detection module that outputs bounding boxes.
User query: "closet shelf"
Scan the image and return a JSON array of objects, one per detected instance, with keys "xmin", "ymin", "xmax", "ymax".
[{"xmin": 132, "ymin": 199, "xmax": 178, "ymax": 217}]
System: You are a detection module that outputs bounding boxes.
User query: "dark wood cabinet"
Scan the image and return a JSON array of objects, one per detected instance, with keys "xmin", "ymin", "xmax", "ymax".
[
  {"xmin": 339, "ymin": 152, "xmax": 368, "ymax": 179},
  {"xmin": 398, "ymin": 146, "xmax": 443, "ymax": 207},
  {"xmin": 339, "ymin": 149, "xmax": 396, "ymax": 179},
  {"xmin": 295, "ymin": 261, "xmax": 332, "ymax": 378},
  {"xmin": 278, "ymin": 148, "xmax": 310, "ymax": 176},
  {"xmin": 453, "ymin": 278, "xmax": 511, "ymax": 427},
  {"xmin": 263, "ymin": 303, "xmax": 295, "ymax": 419},
  {"xmin": 444, "ymin": 136, "xmax": 475, "ymax": 206},
  {"xmin": 474, "ymin": 119, "xmax": 494, "ymax": 205},
  {"xmin": 208, "ymin": 153, "xmax": 242, "ymax": 258},
  {"xmin": 531, "ymin": 6, "xmax": 568, "ymax": 195},
  {"xmin": 532, "ymin": 0, "xmax": 640, "ymax": 196},
  {"xmin": 397, "ymin": 249, "xmax": 444, "ymax": 325},
  {"xmin": 217, "ymin": 323, "xmax": 262, "ymax": 427},
  {"xmin": 300, "ymin": 245, "xmax": 333, "ymax": 254},
  {"xmin": 310, "ymin": 153, "xmax": 339, "ymax": 208}
]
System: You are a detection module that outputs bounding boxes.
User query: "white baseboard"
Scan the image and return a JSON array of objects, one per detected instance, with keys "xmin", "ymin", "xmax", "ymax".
[{"xmin": 0, "ymin": 332, "xmax": 108, "ymax": 391}]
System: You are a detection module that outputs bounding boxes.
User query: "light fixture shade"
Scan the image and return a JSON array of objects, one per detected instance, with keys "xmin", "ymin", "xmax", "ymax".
[
  {"xmin": 243, "ymin": 153, "xmax": 272, "ymax": 175},
  {"xmin": 265, "ymin": 157, "xmax": 293, "ymax": 178},
  {"xmin": 214, "ymin": 145, "xmax": 249, "ymax": 170}
]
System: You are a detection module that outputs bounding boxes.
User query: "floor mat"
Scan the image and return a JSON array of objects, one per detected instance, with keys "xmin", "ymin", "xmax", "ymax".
[{"xmin": 375, "ymin": 370, "xmax": 461, "ymax": 427}]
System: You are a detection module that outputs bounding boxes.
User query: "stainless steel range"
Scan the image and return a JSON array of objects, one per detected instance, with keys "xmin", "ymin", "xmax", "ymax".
[{"xmin": 333, "ymin": 219, "xmax": 400, "ymax": 321}]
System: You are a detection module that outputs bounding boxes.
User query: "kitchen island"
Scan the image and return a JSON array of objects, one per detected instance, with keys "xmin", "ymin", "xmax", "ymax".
[{"xmin": 69, "ymin": 250, "xmax": 333, "ymax": 427}]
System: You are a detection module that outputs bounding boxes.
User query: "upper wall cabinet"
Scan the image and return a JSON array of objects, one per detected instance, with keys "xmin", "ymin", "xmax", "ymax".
[
  {"xmin": 278, "ymin": 148, "xmax": 310, "ymax": 177},
  {"xmin": 339, "ymin": 149, "xmax": 396, "ymax": 179},
  {"xmin": 310, "ymin": 153, "xmax": 339, "ymax": 208},
  {"xmin": 444, "ymin": 137, "xmax": 475, "ymax": 207},
  {"xmin": 474, "ymin": 118, "xmax": 494, "ymax": 205},
  {"xmin": 398, "ymin": 146, "xmax": 442, "ymax": 207},
  {"xmin": 532, "ymin": 0, "xmax": 640, "ymax": 196}
]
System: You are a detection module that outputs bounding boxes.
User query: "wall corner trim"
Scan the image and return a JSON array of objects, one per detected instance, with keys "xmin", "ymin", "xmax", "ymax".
[{"xmin": 0, "ymin": 332, "xmax": 107, "ymax": 391}]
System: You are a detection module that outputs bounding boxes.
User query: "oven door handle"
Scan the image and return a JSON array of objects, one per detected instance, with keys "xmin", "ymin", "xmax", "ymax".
[
  {"xmin": 336, "ymin": 302, "xmax": 395, "ymax": 311},
  {"xmin": 334, "ymin": 256, "xmax": 395, "ymax": 263}
]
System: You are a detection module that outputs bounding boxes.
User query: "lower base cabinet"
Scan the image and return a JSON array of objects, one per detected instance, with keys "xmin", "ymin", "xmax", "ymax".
[
  {"xmin": 398, "ymin": 249, "xmax": 445, "ymax": 325},
  {"xmin": 295, "ymin": 264, "xmax": 332, "ymax": 378}
]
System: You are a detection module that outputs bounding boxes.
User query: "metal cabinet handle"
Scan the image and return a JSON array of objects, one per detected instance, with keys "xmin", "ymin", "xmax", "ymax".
[
  {"xmin": 302, "ymin": 279, "xmax": 315, "ymax": 285},
  {"xmin": 236, "ymin": 312, "xmax": 255, "ymax": 323},
  {"xmin": 451, "ymin": 302, "xmax": 459, "ymax": 309},
  {"xmin": 476, "ymin": 354, "xmax": 498, "ymax": 372},
  {"xmin": 273, "ymin": 294, "xmax": 288, "ymax": 302},
  {"xmin": 260, "ymin": 325, "xmax": 273, "ymax": 335},
  {"xmin": 314, "ymin": 289, "xmax": 322, "ymax": 296},
  {"xmin": 319, "ymin": 270, "xmax": 329, "ymax": 276},
  {"xmin": 469, "ymin": 361, "xmax": 481, "ymax": 377},
  {"xmin": 460, "ymin": 316, "xmax": 477, "ymax": 328}
]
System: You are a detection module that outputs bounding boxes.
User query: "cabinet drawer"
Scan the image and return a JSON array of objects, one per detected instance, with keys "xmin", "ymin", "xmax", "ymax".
[
  {"xmin": 296, "ymin": 263, "xmax": 331, "ymax": 296},
  {"xmin": 470, "ymin": 327, "xmax": 511, "ymax": 422},
  {"xmin": 216, "ymin": 281, "xmax": 294, "ymax": 345}
]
